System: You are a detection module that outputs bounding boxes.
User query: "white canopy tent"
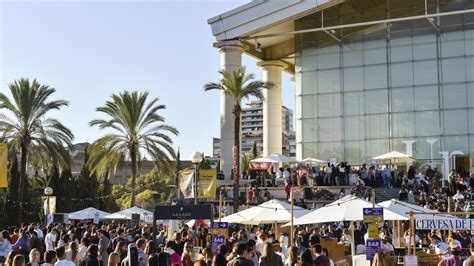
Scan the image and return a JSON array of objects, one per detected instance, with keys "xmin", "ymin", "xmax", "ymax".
[
  {"xmin": 299, "ymin": 157, "xmax": 326, "ymax": 164},
  {"xmin": 221, "ymin": 199, "xmax": 310, "ymax": 225},
  {"xmin": 250, "ymin": 153, "xmax": 298, "ymax": 164},
  {"xmin": 287, "ymin": 195, "xmax": 408, "ymax": 226},
  {"xmin": 104, "ymin": 206, "xmax": 153, "ymax": 224},
  {"xmin": 68, "ymin": 207, "xmax": 110, "ymax": 220}
]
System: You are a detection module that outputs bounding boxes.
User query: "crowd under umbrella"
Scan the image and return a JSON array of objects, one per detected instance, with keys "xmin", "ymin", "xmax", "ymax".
[
  {"xmin": 249, "ymin": 153, "xmax": 298, "ymax": 164},
  {"xmin": 299, "ymin": 157, "xmax": 326, "ymax": 165},
  {"xmin": 284, "ymin": 195, "xmax": 408, "ymax": 257}
]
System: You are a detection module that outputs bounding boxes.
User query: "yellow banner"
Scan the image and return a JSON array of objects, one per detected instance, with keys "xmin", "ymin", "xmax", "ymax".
[
  {"xmin": 198, "ymin": 169, "xmax": 217, "ymax": 199},
  {"xmin": 178, "ymin": 169, "xmax": 217, "ymax": 199},
  {"xmin": 368, "ymin": 223, "xmax": 379, "ymax": 239},
  {"xmin": 0, "ymin": 144, "xmax": 7, "ymax": 188}
]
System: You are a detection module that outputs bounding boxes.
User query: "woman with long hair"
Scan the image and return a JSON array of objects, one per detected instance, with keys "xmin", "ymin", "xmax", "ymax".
[
  {"xmin": 181, "ymin": 242, "xmax": 194, "ymax": 266},
  {"xmin": 26, "ymin": 249, "xmax": 40, "ymax": 266},
  {"xmin": 113, "ymin": 241, "xmax": 127, "ymax": 263},
  {"xmin": 144, "ymin": 240, "xmax": 157, "ymax": 256},
  {"xmin": 200, "ymin": 247, "xmax": 213, "ymax": 266},
  {"xmin": 299, "ymin": 249, "xmax": 313, "ymax": 266},
  {"xmin": 6, "ymin": 250, "xmax": 18, "ymax": 266},
  {"xmin": 284, "ymin": 246, "xmax": 298, "ymax": 266},
  {"xmin": 211, "ymin": 244, "xmax": 227, "ymax": 266},
  {"xmin": 12, "ymin": 254, "xmax": 26, "ymax": 266},
  {"xmin": 259, "ymin": 242, "xmax": 283, "ymax": 266},
  {"xmin": 66, "ymin": 241, "xmax": 79, "ymax": 265},
  {"xmin": 79, "ymin": 244, "xmax": 102, "ymax": 266},
  {"xmin": 107, "ymin": 252, "xmax": 120, "ymax": 266}
]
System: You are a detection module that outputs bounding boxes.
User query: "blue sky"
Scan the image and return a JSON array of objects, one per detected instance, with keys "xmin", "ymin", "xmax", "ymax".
[{"xmin": 0, "ymin": 0, "xmax": 294, "ymax": 159}]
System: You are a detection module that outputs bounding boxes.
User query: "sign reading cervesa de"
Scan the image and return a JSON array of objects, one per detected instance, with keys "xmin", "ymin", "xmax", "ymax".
[
  {"xmin": 416, "ymin": 218, "xmax": 474, "ymax": 231},
  {"xmin": 155, "ymin": 205, "xmax": 212, "ymax": 220}
]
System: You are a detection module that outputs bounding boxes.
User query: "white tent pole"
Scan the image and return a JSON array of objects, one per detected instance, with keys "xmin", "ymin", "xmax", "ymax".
[{"xmin": 350, "ymin": 223, "xmax": 355, "ymax": 257}]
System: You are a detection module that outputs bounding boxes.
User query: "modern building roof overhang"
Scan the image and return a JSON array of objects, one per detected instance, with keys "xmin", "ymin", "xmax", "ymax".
[
  {"xmin": 208, "ymin": 0, "xmax": 474, "ymax": 75},
  {"xmin": 208, "ymin": 0, "xmax": 345, "ymax": 75}
]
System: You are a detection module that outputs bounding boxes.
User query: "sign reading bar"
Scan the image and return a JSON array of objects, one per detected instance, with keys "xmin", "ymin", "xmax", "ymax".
[
  {"xmin": 363, "ymin": 207, "xmax": 384, "ymax": 224},
  {"xmin": 416, "ymin": 218, "xmax": 474, "ymax": 231},
  {"xmin": 212, "ymin": 236, "xmax": 225, "ymax": 254},
  {"xmin": 155, "ymin": 205, "xmax": 212, "ymax": 220},
  {"xmin": 366, "ymin": 239, "xmax": 381, "ymax": 261}
]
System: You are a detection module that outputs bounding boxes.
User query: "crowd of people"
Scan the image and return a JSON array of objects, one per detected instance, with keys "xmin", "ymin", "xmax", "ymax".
[{"xmin": 3, "ymin": 218, "xmax": 474, "ymax": 266}]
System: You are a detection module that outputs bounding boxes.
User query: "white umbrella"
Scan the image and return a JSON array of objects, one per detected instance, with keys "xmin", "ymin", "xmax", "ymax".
[
  {"xmin": 299, "ymin": 157, "xmax": 326, "ymax": 164},
  {"xmin": 250, "ymin": 153, "xmax": 297, "ymax": 164},
  {"xmin": 68, "ymin": 207, "xmax": 110, "ymax": 220},
  {"xmin": 221, "ymin": 199, "xmax": 310, "ymax": 225},
  {"xmin": 104, "ymin": 206, "xmax": 153, "ymax": 223},
  {"xmin": 286, "ymin": 195, "xmax": 407, "ymax": 226},
  {"xmin": 378, "ymin": 199, "xmax": 456, "ymax": 220},
  {"xmin": 372, "ymin": 151, "xmax": 413, "ymax": 161}
]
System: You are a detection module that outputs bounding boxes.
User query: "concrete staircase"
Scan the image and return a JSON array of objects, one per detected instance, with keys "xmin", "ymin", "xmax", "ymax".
[{"xmin": 374, "ymin": 187, "xmax": 400, "ymax": 203}]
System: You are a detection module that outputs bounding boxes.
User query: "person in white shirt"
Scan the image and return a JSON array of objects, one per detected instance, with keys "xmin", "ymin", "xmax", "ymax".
[
  {"xmin": 34, "ymin": 224, "xmax": 44, "ymax": 241},
  {"xmin": 453, "ymin": 190, "xmax": 465, "ymax": 202},
  {"xmin": 0, "ymin": 230, "xmax": 12, "ymax": 259},
  {"xmin": 76, "ymin": 238, "xmax": 89, "ymax": 263},
  {"xmin": 54, "ymin": 246, "xmax": 75, "ymax": 266},
  {"xmin": 380, "ymin": 235, "xmax": 394, "ymax": 256},
  {"xmin": 404, "ymin": 231, "xmax": 420, "ymax": 248},
  {"xmin": 45, "ymin": 228, "xmax": 58, "ymax": 251}
]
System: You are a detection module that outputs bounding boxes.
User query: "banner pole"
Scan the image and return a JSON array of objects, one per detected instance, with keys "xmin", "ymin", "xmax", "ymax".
[{"xmin": 290, "ymin": 187, "xmax": 294, "ymax": 248}]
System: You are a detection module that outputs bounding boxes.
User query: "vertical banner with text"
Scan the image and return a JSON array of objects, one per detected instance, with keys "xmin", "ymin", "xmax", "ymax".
[
  {"xmin": 179, "ymin": 169, "xmax": 217, "ymax": 199},
  {"xmin": 0, "ymin": 143, "xmax": 7, "ymax": 188}
]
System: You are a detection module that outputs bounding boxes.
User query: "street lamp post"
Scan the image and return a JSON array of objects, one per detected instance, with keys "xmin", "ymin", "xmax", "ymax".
[
  {"xmin": 44, "ymin": 187, "xmax": 53, "ymax": 222},
  {"xmin": 191, "ymin": 152, "xmax": 203, "ymax": 205}
]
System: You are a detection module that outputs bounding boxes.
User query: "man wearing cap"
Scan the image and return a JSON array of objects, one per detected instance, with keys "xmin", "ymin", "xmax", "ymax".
[{"xmin": 438, "ymin": 242, "xmax": 462, "ymax": 266}]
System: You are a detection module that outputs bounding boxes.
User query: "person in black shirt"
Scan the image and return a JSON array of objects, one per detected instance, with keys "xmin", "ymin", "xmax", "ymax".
[{"xmin": 166, "ymin": 232, "xmax": 184, "ymax": 256}]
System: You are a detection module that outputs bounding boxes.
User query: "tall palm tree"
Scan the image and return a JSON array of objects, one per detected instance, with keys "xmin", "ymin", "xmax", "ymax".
[
  {"xmin": 88, "ymin": 91, "xmax": 178, "ymax": 207},
  {"xmin": 204, "ymin": 67, "xmax": 272, "ymax": 212},
  {"xmin": 0, "ymin": 78, "xmax": 74, "ymax": 224}
]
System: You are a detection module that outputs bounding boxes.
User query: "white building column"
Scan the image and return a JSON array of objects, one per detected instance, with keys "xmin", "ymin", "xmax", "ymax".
[
  {"xmin": 257, "ymin": 60, "xmax": 287, "ymax": 156},
  {"xmin": 214, "ymin": 40, "xmax": 244, "ymax": 179}
]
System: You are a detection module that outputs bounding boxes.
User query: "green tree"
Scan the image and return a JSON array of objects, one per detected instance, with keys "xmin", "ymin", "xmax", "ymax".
[
  {"xmin": 0, "ymin": 79, "xmax": 74, "ymax": 224},
  {"xmin": 113, "ymin": 168, "xmax": 174, "ymax": 209},
  {"xmin": 88, "ymin": 91, "xmax": 178, "ymax": 207},
  {"xmin": 204, "ymin": 67, "xmax": 272, "ymax": 212},
  {"xmin": 2, "ymin": 152, "xmax": 19, "ymax": 225}
]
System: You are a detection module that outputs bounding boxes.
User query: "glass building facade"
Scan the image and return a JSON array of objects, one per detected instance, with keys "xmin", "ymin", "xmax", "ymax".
[{"xmin": 295, "ymin": 0, "xmax": 474, "ymax": 170}]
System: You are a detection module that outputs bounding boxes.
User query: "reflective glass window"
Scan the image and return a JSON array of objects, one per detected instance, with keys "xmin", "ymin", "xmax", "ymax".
[
  {"xmin": 392, "ymin": 87, "xmax": 415, "ymax": 112},
  {"xmin": 391, "ymin": 37, "xmax": 413, "ymax": 62},
  {"xmin": 466, "ymin": 31, "xmax": 474, "ymax": 55},
  {"xmin": 441, "ymin": 31, "xmax": 466, "ymax": 58},
  {"xmin": 413, "ymin": 35, "xmax": 437, "ymax": 60},
  {"xmin": 391, "ymin": 62, "xmax": 414, "ymax": 87},
  {"xmin": 302, "ymin": 118, "xmax": 318, "ymax": 143},
  {"xmin": 318, "ymin": 69, "xmax": 341, "ymax": 93},
  {"xmin": 364, "ymin": 65, "xmax": 388, "ymax": 89},
  {"xmin": 444, "ymin": 109, "xmax": 468, "ymax": 135},
  {"xmin": 302, "ymin": 95, "xmax": 317, "ymax": 118},
  {"xmin": 415, "ymin": 111, "xmax": 441, "ymax": 136},
  {"xmin": 343, "ymin": 67, "xmax": 364, "ymax": 91},
  {"xmin": 345, "ymin": 141, "xmax": 365, "ymax": 164},
  {"xmin": 344, "ymin": 116, "xmax": 365, "ymax": 140},
  {"xmin": 319, "ymin": 141, "xmax": 342, "ymax": 161},
  {"xmin": 392, "ymin": 112, "xmax": 415, "ymax": 137},
  {"xmin": 443, "ymin": 84, "xmax": 467, "ymax": 109},
  {"xmin": 301, "ymin": 71, "xmax": 317, "ymax": 95},
  {"xmin": 364, "ymin": 40, "xmax": 387, "ymax": 65},
  {"xmin": 442, "ymin": 58, "xmax": 466, "ymax": 83},
  {"xmin": 344, "ymin": 91, "xmax": 364, "ymax": 115},
  {"xmin": 415, "ymin": 85, "xmax": 439, "ymax": 110},
  {"xmin": 317, "ymin": 50, "xmax": 340, "ymax": 69},
  {"xmin": 467, "ymin": 56, "xmax": 474, "ymax": 81},
  {"xmin": 343, "ymin": 44, "xmax": 364, "ymax": 67},
  {"xmin": 414, "ymin": 60, "xmax": 438, "ymax": 85},
  {"xmin": 318, "ymin": 93, "xmax": 341, "ymax": 117},
  {"xmin": 365, "ymin": 139, "xmax": 389, "ymax": 160},
  {"xmin": 365, "ymin": 114, "xmax": 389, "ymax": 139},
  {"xmin": 445, "ymin": 135, "xmax": 469, "ymax": 154},
  {"xmin": 318, "ymin": 117, "xmax": 342, "ymax": 141},
  {"xmin": 365, "ymin": 89, "xmax": 388, "ymax": 114},
  {"xmin": 468, "ymin": 83, "xmax": 474, "ymax": 108}
]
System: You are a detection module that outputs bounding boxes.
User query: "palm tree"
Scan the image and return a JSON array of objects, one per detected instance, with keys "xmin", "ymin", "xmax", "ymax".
[
  {"xmin": 204, "ymin": 67, "xmax": 272, "ymax": 212},
  {"xmin": 0, "ymin": 78, "xmax": 74, "ymax": 224},
  {"xmin": 88, "ymin": 91, "xmax": 178, "ymax": 207}
]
